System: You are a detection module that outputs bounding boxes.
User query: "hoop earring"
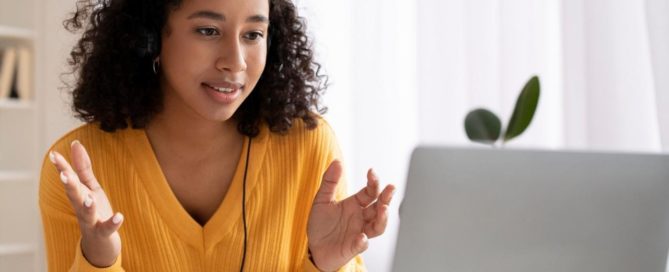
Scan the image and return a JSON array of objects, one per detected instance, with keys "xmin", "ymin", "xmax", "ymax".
[{"xmin": 152, "ymin": 57, "xmax": 160, "ymax": 74}]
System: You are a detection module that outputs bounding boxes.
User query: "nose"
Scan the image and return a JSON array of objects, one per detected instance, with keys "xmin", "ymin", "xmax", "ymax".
[{"xmin": 215, "ymin": 36, "xmax": 247, "ymax": 72}]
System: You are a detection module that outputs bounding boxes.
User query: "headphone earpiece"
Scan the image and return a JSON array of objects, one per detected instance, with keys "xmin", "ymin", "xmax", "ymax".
[
  {"xmin": 146, "ymin": 32, "xmax": 159, "ymax": 56},
  {"xmin": 135, "ymin": 27, "xmax": 159, "ymax": 58},
  {"xmin": 267, "ymin": 25, "xmax": 274, "ymax": 49}
]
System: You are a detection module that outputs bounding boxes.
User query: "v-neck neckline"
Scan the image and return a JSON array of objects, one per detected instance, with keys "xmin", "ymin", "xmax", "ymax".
[{"xmin": 123, "ymin": 124, "xmax": 270, "ymax": 251}]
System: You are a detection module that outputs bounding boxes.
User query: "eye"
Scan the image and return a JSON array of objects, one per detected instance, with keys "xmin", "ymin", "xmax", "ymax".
[
  {"xmin": 196, "ymin": 27, "xmax": 219, "ymax": 36},
  {"xmin": 244, "ymin": 31, "xmax": 265, "ymax": 41}
]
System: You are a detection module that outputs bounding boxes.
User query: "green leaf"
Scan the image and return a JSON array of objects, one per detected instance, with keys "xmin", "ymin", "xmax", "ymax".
[
  {"xmin": 465, "ymin": 109, "xmax": 502, "ymax": 145},
  {"xmin": 504, "ymin": 75, "xmax": 540, "ymax": 142}
]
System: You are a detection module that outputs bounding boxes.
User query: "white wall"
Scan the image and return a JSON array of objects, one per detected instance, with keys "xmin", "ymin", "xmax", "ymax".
[
  {"xmin": 35, "ymin": 1, "xmax": 82, "ymax": 271},
  {"xmin": 37, "ymin": 0, "xmax": 82, "ymax": 152}
]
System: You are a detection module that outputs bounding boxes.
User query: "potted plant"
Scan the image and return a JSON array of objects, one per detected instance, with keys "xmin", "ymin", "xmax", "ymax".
[{"xmin": 464, "ymin": 76, "xmax": 540, "ymax": 147}]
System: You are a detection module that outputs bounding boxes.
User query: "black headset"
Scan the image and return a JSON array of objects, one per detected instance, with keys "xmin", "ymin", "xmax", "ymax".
[
  {"xmin": 135, "ymin": 27, "xmax": 159, "ymax": 59},
  {"xmin": 240, "ymin": 136, "xmax": 251, "ymax": 271}
]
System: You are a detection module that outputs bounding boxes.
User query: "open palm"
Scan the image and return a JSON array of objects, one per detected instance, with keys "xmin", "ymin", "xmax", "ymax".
[
  {"xmin": 307, "ymin": 160, "xmax": 395, "ymax": 271},
  {"xmin": 50, "ymin": 141, "xmax": 124, "ymax": 267}
]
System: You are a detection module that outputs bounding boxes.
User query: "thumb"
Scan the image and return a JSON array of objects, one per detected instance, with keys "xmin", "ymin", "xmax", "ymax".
[
  {"xmin": 352, "ymin": 233, "xmax": 369, "ymax": 255},
  {"xmin": 313, "ymin": 160, "xmax": 343, "ymax": 204}
]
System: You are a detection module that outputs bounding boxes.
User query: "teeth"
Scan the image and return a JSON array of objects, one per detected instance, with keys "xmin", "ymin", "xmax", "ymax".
[{"xmin": 207, "ymin": 84, "xmax": 235, "ymax": 93}]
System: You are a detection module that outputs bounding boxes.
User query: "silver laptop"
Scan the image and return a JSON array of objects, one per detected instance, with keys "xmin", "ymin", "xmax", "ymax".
[{"xmin": 393, "ymin": 146, "xmax": 669, "ymax": 272}]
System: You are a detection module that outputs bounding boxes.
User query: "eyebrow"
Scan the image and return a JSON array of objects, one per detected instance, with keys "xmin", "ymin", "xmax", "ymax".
[
  {"xmin": 187, "ymin": 10, "xmax": 269, "ymax": 24},
  {"xmin": 247, "ymin": 15, "xmax": 270, "ymax": 24},
  {"xmin": 187, "ymin": 10, "xmax": 224, "ymax": 21}
]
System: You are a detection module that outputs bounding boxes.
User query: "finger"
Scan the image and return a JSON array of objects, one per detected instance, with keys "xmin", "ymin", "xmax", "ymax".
[
  {"xmin": 351, "ymin": 233, "xmax": 369, "ymax": 255},
  {"xmin": 52, "ymin": 152, "xmax": 89, "ymax": 211},
  {"xmin": 313, "ymin": 160, "xmax": 343, "ymax": 204},
  {"xmin": 363, "ymin": 203, "xmax": 377, "ymax": 221},
  {"xmin": 378, "ymin": 184, "xmax": 396, "ymax": 206},
  {"xmin": 364, "ymin": 186, "xmax": 395, "ymax": 238},
  {"xmin": 70, "ymin": 140, "xmax": 102, "ymax": 191},
  {"xmin": 80, "ymin": 193, "xmax": 98, "ymax": 226},
  {"xmin": 61, "ymin": 169, "xmax": 96, "ymax": 227},
  {"xmin": 365, "ymin": 203, "xmax": 389, "ymax": 238},
  {"xmin": 353, "ymin": 168, "xmax": 381, "ymax": 207},
  {"xmin": 49, "ymin": 150, "xmax": 70, "ymax": 174},
  {"xmin": 97, "ymin": 212, "xmax": 124, "ymax": 237}
]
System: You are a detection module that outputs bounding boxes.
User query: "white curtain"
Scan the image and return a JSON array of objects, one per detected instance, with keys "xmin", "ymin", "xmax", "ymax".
[
  {"xmin": 418, "ymin": 0, "xmax": 664, "ymax": 152},
  {"xmin": 646, "ymin": 0, "xmax": 669, "ymax": 151},
  {"xmin": 300, "ymin": 0, "xmax": 668, "ymax": 271},
  {"xmin": 564, "ymin": 0, "xmax": 662, "ymax": 152},
  {"xmin": 417, "ymin": 0, "xmax": 565, "ymax": 149}
]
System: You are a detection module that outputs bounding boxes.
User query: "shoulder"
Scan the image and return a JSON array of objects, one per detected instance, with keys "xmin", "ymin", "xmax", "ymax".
[
  {"xmin": 46, "ymin": 122, "xmax": 124, "ymax": 156},
  {"xmin": 268, "ymin": 114, "xmax": 338, "ymax": 150},
  {"xmin": 44, "ymin": 123, "xmax": 133, "ymax": 167}
]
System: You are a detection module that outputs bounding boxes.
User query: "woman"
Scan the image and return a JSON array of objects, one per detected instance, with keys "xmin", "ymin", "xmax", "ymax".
[{"xmin": 39, "ymin": 0, "xmax": 395, "ymax": 271}]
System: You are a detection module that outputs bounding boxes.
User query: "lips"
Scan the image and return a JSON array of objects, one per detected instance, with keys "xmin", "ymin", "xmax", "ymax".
[
  {"xmin": 203, "ymin": 81, "xmax": 244, "ymax": 93},
  {"xmin": 202, "ymin": 81, "xmax": 243, "ymax": 104}
]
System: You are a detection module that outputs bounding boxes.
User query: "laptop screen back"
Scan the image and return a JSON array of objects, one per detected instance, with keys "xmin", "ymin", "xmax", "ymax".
[{"xmin": 393, "ymin": 146, "xmax": 669, "ymax": 272}]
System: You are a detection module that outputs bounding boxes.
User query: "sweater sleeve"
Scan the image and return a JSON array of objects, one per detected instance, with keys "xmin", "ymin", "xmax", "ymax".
[
  {"xmin": 39, "ymin": 146, "xmax": 125, "ymax": 272},
  {"xmin": 302, "ymin": 252, "xmax": 366, "ymax": 272}
]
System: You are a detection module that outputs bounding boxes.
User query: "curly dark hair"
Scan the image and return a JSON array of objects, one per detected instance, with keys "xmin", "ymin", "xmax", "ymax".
[{"xmin": 63, "ymin": 0, "xmax": 328, "ymax": 136}]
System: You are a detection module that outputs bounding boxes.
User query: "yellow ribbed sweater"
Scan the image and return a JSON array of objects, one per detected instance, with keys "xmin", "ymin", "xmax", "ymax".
[{"xmin": 39, "ymin": 118, "xmax": 365, "ymax": 271}]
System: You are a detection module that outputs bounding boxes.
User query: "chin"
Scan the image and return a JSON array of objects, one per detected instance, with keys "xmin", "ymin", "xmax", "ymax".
[
  {"xmin": 202, "ymin": 108, "xmax": 239, "ymax": 123},
  {"xmin": 188, "ymin": 92, "xmax": 246, "ymax": 124}
]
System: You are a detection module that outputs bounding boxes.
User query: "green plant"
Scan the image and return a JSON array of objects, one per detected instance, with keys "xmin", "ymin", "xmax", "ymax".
[{"xmin": 464, "ymin": 75, "xmax": 540, "ymax": 147}]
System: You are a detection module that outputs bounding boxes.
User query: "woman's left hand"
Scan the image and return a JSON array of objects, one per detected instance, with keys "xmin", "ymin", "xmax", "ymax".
[{"xmin": 307, "ymin": 160, "xmax": 395, "ymax": 271}]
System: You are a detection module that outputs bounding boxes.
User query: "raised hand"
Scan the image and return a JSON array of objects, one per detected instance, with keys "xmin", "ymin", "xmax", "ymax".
[
  {"xmin": 307, "ymin": 160, "xmax": 395, "ymax": 271},
  {"xmin": 49, "ymin": 140, "xmax": 124, "ymax": 267}
]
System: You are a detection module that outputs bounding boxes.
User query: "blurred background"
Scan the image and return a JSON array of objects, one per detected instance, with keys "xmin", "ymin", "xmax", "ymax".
[{"xmin": 0, "ymin": 0, "xmax": 667, "ymax": 271}]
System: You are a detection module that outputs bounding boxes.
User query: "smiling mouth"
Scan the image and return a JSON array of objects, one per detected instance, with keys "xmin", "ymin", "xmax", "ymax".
[{"xmin": 204, "ymin": 83, "xmax": 237, "ymax": 93}]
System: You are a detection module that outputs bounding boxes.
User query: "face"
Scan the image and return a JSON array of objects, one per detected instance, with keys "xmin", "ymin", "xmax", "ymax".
[{"xmin": 159, "ymin": 0, "xmax": 269, "ymax": 123}]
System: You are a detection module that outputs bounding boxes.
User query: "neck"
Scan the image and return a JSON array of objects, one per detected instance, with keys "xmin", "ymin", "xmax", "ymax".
[
  {"xmin": 145, "ymin": 95, "xmax": 243, "ymax": 162},
  {"xmin": 147, "ymin": 113, "xmax": 239, "ymax": 148}
]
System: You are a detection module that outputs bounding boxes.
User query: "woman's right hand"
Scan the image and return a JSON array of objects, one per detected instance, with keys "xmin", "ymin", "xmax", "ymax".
[{"xmin": 49, "ymin": 140, "xmax": 124, "ymax": 268}]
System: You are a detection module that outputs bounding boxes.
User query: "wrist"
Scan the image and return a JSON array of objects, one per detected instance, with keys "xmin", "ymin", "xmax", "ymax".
[
  {"xmin": 308, "ymin": 247, "xmax": 336, "ymax": 272},
  {"xmin": 81, "ymin": 234, "xmax": 120, "ymax": 268}
]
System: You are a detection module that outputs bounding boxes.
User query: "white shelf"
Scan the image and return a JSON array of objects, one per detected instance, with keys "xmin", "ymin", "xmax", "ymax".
[
  {"xmin": 0, "ymin": 26, "xmax": 34, "ymax": 41},
  {"xmin": 0, "ymin": 243, "xmax": 34, "ymax": 256},
  {"xmin": 0, "ymin": 99, "xmax": 34, "ymax": 110},
  {"xmin": 0, "ymin": 171, "xmax": 33, "ymax": 182}
]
